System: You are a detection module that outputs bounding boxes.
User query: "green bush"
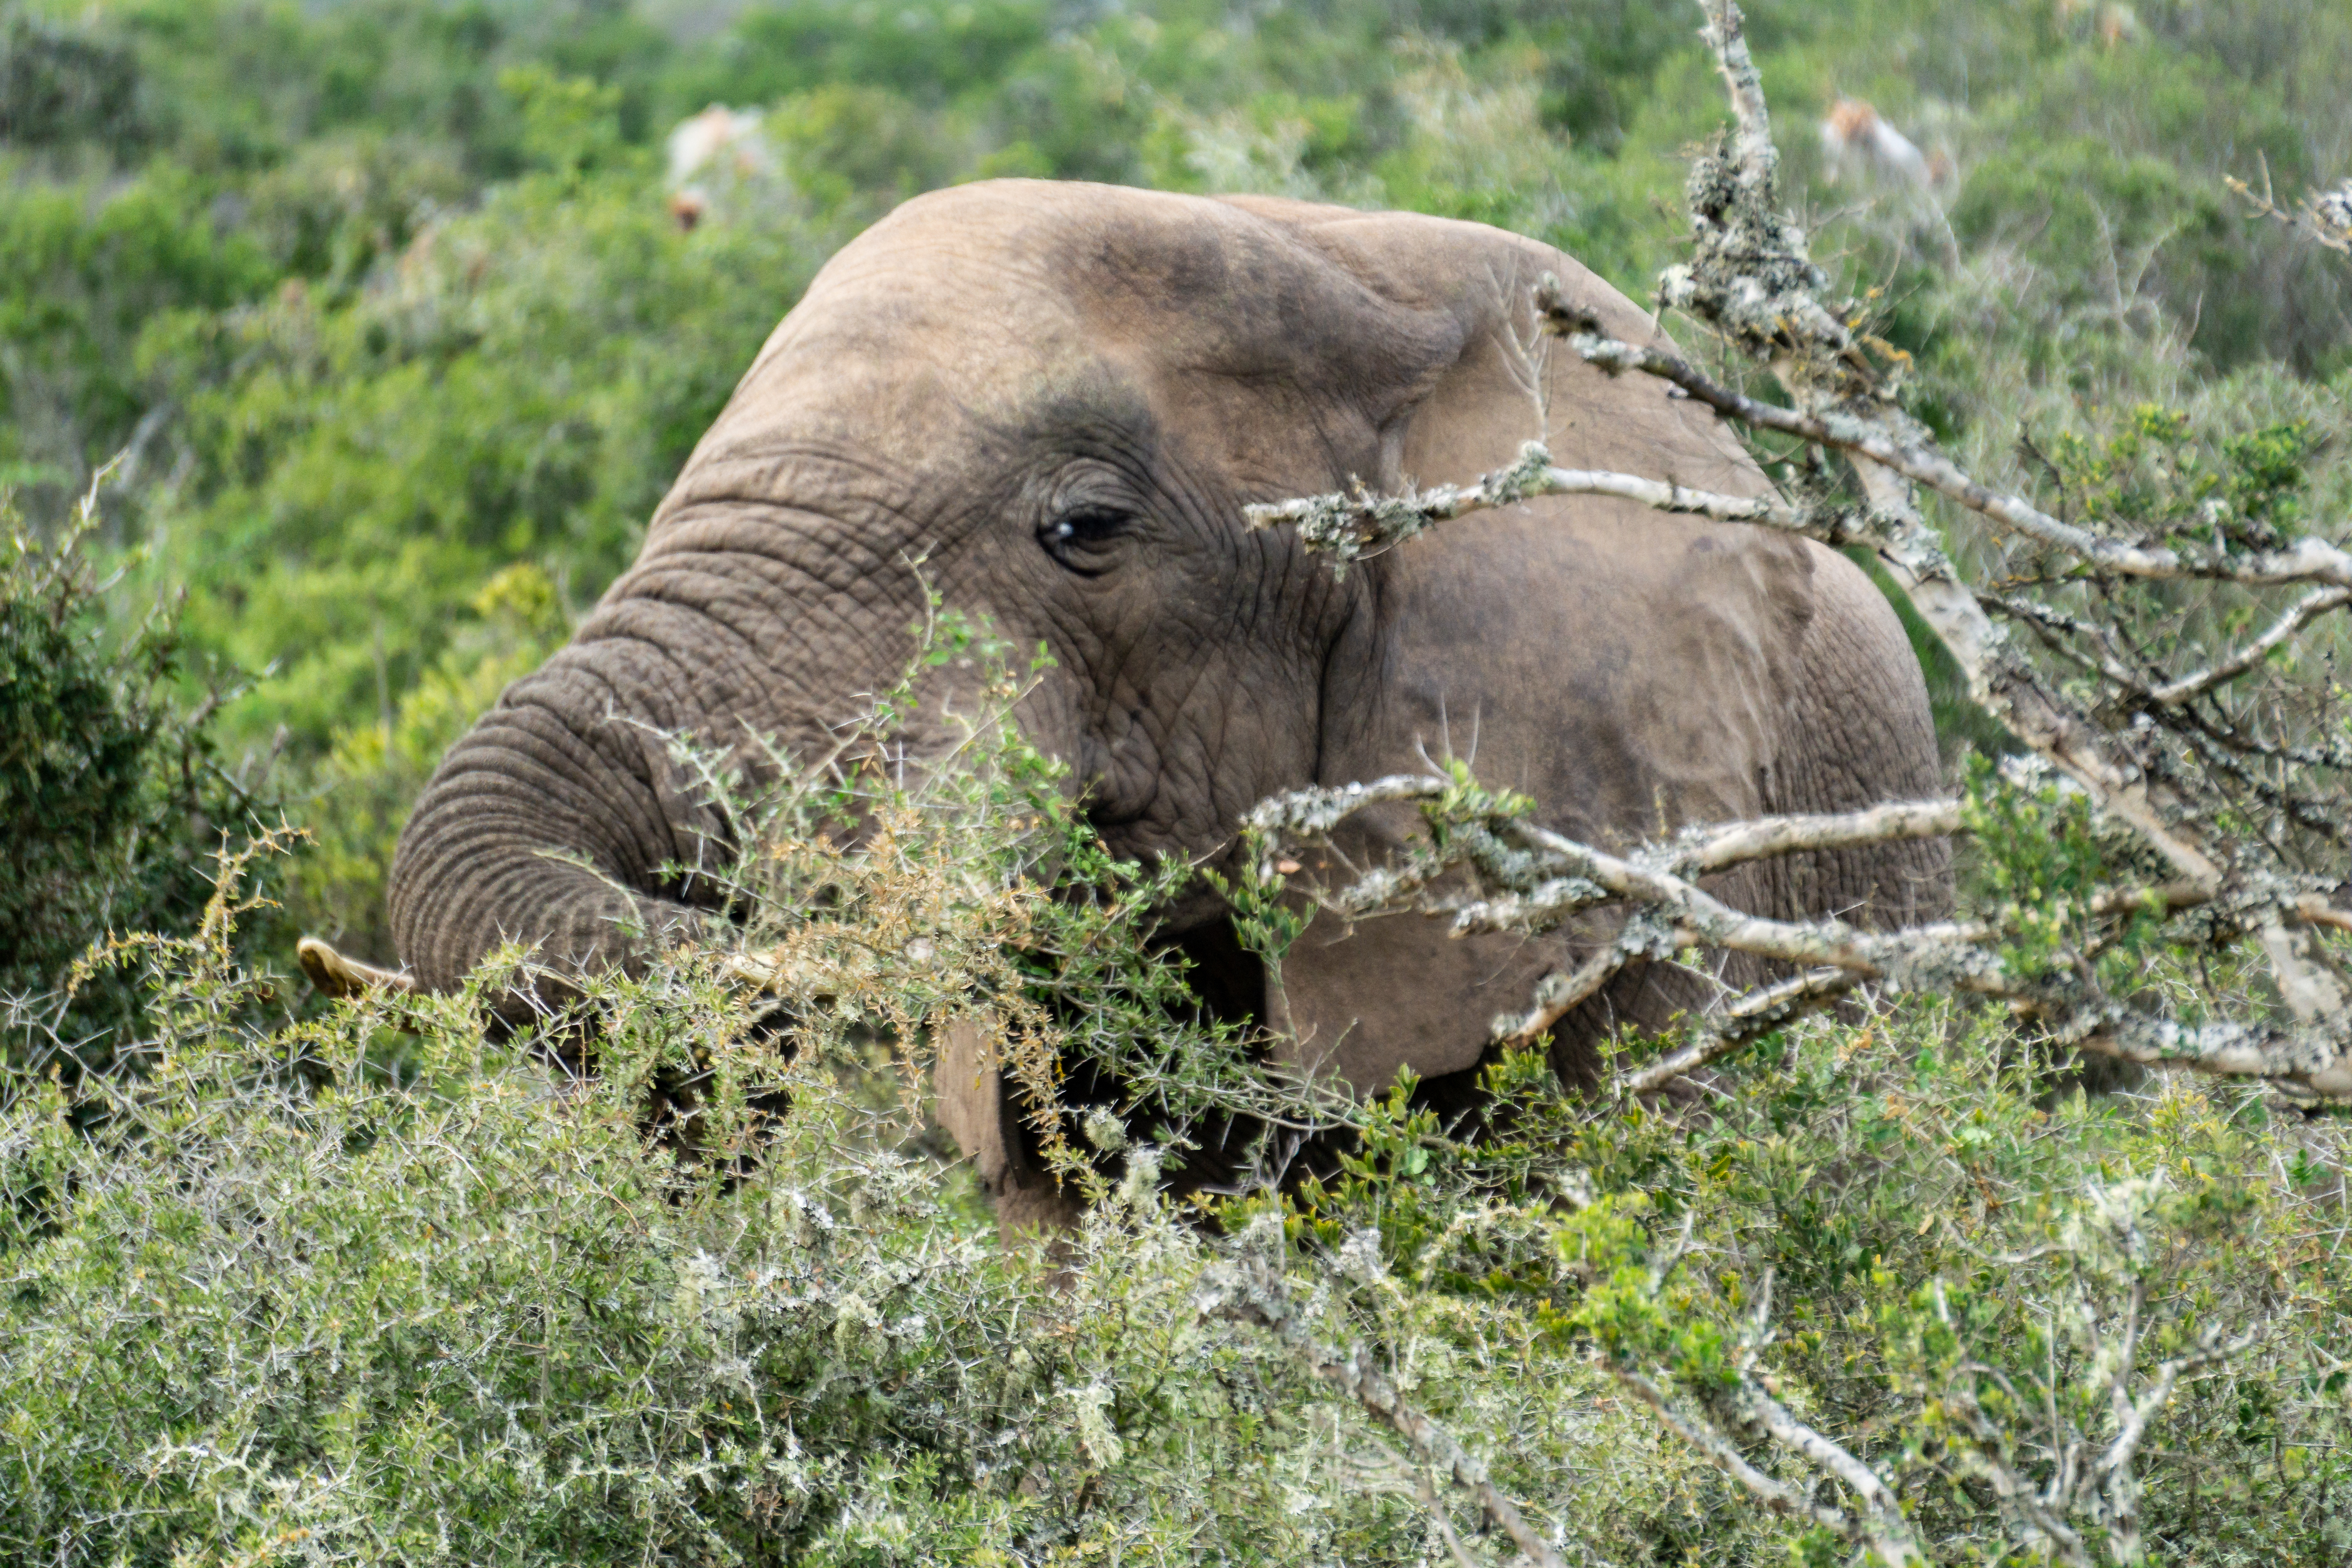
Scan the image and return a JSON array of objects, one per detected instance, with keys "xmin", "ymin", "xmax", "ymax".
[
  {"xmin": 140, "ymin": 148, "xmax": 837, "ymax": 763},
  {"xmin": 6, "ymin": 638, "xmax": 2349, "ymax": 1563},
  {"xmin": 8, "ymin": 803, "xmax": 2348, "ymax": 1561},
  {"xmin": 0, "ymin": 477, "xmax": 285, "ymax": 1073}
]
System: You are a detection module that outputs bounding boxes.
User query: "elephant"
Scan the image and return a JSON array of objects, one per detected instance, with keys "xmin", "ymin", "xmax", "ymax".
[{"xmin": 378, "ymin": 179, "xmax": 1950, "ymax": 1229}]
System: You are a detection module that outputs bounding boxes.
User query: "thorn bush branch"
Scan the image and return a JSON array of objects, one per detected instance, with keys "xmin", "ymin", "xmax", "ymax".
[{"xmin": 1546, "ymin": 315, "xmax": 2352, "ymax": 593}]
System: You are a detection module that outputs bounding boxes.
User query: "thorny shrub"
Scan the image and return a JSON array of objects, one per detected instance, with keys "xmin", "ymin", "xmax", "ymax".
[{"xmin": 4, "ymin": 622, "xmax": 2349, "ymax": 1566}]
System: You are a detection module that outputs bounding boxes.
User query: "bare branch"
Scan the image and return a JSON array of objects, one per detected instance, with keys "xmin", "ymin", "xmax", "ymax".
[
  {"xmin": 1546, "ymin": 234, "xmax": 2264, "ymax": 910},
  {"xmin": 1491, "ymin": 944, "xmax": 1628, "ymax": 1053},
  {"xmin": 1506, "ymin": 809, "xmax": 2350, "ymax": 1092},
  {"xmin": 1241, "ymin": 773, "xmax": 1447, "ymax": 841},
  {"xmin": 1616, "ymin": 967, "xmax": 1856, "ymax": 1097},
  {"xmin": 1199, "ymin": 1249, "xmax": 1570, "ymax": 1568},
  {"xmin": 1442, "ymin": 804, "xmax": 1968, "ymax": 942},
  {"xmin": 1937, "ymin": 1374, "xmax": 2094, "ymax": 1567},
  {"xmin": 1547, "ymin": 312, "xmax": 2352, "ymax": 595},
  {"xmin": 1603, "ymin": 1362, "xmax": 1860, "ymax": 1538},
  {"xmin": 1733, "ymin": 1374, "xmax": 1927, "ymax": 1566},
  {"xmin": 1240, "ymin": 442, "xmax": 1823, "ymax": 567},
  {"xmin": 1610, "ymin": 1352, "xmax": 1928, "ymax": 1566},
  {"xmin": 2146, "ymin": 586, "xmax": 2352, "ymax": 704},
  {"xmin": 1672, "ymin": 798, "xmax": 1961, "ymax": 876},
  {"xmin": 2093, "ymin": 1320, "xmax": 2258, "ymax": 1493},
  {"xmin": 1243, "ymin": 768, "xmax": 2352, "ymax": 1092}
]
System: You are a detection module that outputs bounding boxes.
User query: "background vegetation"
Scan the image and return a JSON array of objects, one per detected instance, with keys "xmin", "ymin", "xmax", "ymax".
[
  {"xmin": 5, "ymin": 0, "xmax": 2350, "ymax": 958},
  {"xmin": 7, "ymin": 671, "xmax": 2350, "ymax": 1564},
  {"xmin": 5, "ymin": 0, "xmax": 2352, "ymax": 1562}
]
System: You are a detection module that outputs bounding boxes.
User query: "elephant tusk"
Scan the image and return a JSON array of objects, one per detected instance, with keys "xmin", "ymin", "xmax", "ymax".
[{"xmin": 297, "ymin": 936, "xmax": 417, "ymax": 1001}]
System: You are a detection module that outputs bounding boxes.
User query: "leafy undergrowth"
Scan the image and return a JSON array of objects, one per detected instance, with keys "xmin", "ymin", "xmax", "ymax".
[
  {"xmin": 0, "ymin": 843, "xmax": 1689, "ymax": 1565},
  {"xmin": 5, "ymin": 740, "xmax": 2350, "ymax": 1565}
]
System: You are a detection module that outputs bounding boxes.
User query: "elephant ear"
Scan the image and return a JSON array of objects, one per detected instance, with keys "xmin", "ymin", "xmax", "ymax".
[
  {"xmin": 1213, "ymin": 197, "xmax": 1765, "ymax": 492},
  {"xmin": 1221, "ymin": 203, "xmax": 1933, "ymax": 1095}
]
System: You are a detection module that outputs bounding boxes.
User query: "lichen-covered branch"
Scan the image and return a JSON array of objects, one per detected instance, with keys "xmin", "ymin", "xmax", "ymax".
[
  {"xmin": 1240, "ymin": 442, "xmax": 1820, "ymax": 569},
  {"xmin": 1615, "ymin": 966, "xmax": 1855, "ymax": 1097},
  {"xmin": 2145, "ymin": 585, "xmax": 2352, "ymax": 704},
  {"xmin": 1490, "ymin": 943, "xmax": 1630, "ymax": 1055},
  {"xmin": 1671, "ymin": 798, "xmax": 1961, "ymax": 875},
  {"xmin": 1483, "ymin": 816, "xmax": 2350, "ymax": 1092},
  {"xmin": 2227, "ymin": 163, "xmax": 2352, "ymax": 257},
  {"xmin": 1605, "ymin": 1358, "xmax": 1928, "ymax": 1565},
  {"xmin": 1547, "ymin": 308, "xmax": 2352, "ymax": 594},
  {"xmin": 1603, "ymin": 1363, "xmax": 1859, "ymax": 1536},
  {"xmin": 1241, "ymin": 764, "xmax": 2352, "ymax": 1093},
  {"xmin": 1735, "ymin": 1376, "xmax": 1926, "ymax": 1565},
  {"xmin": 1240, "ymin": 0, "xmax": 2352, "ymax": 1101}
]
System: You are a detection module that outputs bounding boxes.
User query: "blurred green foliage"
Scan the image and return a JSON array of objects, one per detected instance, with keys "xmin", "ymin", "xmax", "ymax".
[
  {"xmin": 6, "ymin": 676, "xmax": 2347, "ymax": 1564},
  {"xmin": 0, "ymin": 0, "xmax": 2348, "ymax": 983},
  {"xmin": 0, "ymin": 480, "xmax": 287, "ymax": 1066}
]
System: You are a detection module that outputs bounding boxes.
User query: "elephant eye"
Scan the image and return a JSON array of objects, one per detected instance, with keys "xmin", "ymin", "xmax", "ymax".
[{"xmin": 1038, "ymin": 503, "xmax": 1135, "ymax": 574}]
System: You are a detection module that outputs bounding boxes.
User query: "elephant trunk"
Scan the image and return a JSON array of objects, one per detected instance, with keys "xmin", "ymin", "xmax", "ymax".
[{"xmin": 388, "ymin": 635, "xmax": 732, "ymax": 1002}]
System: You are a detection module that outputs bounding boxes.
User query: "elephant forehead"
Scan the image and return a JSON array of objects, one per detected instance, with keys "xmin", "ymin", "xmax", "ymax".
[{"xmin": 709, "ymin": 182, "xmax": 1482, "ymax": 446}]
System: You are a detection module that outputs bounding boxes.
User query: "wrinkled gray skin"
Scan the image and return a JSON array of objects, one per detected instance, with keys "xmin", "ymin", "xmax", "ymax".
[{"xmin": 390, "ymin": 181, "xmax": 1949, "ymax": 1230}]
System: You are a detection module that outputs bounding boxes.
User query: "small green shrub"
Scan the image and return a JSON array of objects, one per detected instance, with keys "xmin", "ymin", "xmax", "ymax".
[
  {"xmin": 1256, "ymin": 1008, "xmax": 2352, "ymax": 1564},
  {"xmin": 7, "ymin": 636, "xmax": 2348, "ymax": 1564},
  {"xmin": 0, "ymin": 691, "xmax": 1701, "ymax": 1565},
  {"xmin": 0, "ymin": 476, "xmax": 284, "ymax": 1073}
]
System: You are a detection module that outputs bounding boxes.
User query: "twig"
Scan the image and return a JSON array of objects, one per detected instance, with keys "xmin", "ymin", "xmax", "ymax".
[
  {"xmin": 1616, "ymin": 966, "xmax": 1856, "ymax": 1097},
  {"xmin": 2094, "ymin": 1320, "xmax": 2257, "ymax": 1490},
  {"xmin": 1733, "ymin": 1372, "xmax": 1927, "ymax": 1565},
  {"xmin": 1671, "ymin": 798, "xmax": 1961, "ymax": 875},
  {"xmin": 2147, "ymin": 586, "xmax": 2352, "ymax": 704},
  {"xmin": 1198, "ymin": 1250, "xmax": 1571, "ymax": 1568},
  {"xmin": 1491, "ymin": 944, "xmax": 1629, "ymax": 1052},
  {"xmin": 1604, "ymin": 1362, "xmax": 1857, "ymax": 1536},
  {"xmin": 1241, "ymin": 442, "xmax": 1826, "ymax": 566}
]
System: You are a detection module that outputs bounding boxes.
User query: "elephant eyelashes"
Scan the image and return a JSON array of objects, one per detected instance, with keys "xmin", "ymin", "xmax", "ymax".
[{"xmin": 1039, "ymin": 504, "xmax": 1135, "ymax": 574}]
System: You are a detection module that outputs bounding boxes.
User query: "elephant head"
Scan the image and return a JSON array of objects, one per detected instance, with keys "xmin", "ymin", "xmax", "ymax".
[{"xmin": 387, "ymin": 181, "xmax": 1947, "ymax": 1199}]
